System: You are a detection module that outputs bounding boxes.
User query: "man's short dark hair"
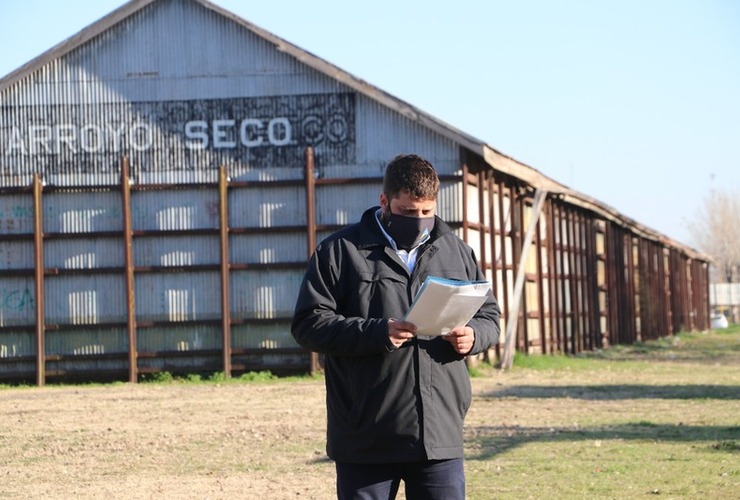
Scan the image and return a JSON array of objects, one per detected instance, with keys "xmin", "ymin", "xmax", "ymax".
[{"xmin": 383, "ymin": 154, "xmax": 440, "ymax": 200}]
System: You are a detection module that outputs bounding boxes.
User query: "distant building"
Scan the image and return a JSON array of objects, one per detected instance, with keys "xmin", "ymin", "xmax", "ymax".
[{"xmin": 710, "ymin": 283, "xmax": 740, "ymax": 324}]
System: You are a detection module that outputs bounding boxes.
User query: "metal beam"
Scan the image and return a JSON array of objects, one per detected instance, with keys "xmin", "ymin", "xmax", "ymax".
[
  {"xmin": 121, "ymin": 156, "xmax": 138, "ymax": 383},
  {"xmin": 219, "ymin": 166, "xmax": 232, "ymax": 378},
  {"xmin": 33, "ymin": 175, "xmax": 45, "ymax": 387}
]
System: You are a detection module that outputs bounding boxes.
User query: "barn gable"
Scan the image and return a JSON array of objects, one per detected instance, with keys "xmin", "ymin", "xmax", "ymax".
[{"xmin": 1, "ymin": 0, "xmax": 481, "ymax": 188}]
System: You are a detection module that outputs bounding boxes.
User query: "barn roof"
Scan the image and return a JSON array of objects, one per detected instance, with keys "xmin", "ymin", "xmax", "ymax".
[{"xmin": 0, "ymin": 0, "xmax": 708, "ymax": 260}]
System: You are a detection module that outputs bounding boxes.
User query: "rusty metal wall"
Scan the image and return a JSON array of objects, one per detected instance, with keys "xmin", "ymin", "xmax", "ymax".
[
  {"xmin": 0, "ymin": 277, "xmax": 35, "ymax": 327},
  {"xmin": 0, "ymin": 154, "xmax": 714, "ymax": 383},
  {"xmin": 45, "ymin": 274, "xmax": 126, "ymax": 325},
  {"xmin": 134, "ymin": 235, "xmax": 218, "ymax": 267},
  {"xmin": 0, "ymin": 330, "xmax": 33, "ymax": 359},
  {"xmin": 46, "ymin": 237, "xmax": 122, "ymax": 270},
  {"xmin": 135, "ymin": 271, "xmax": 221, "ymax": 322},
  {"xmin": 229, "ymin": 185, "xmax": 305, "ymax": 228},
  {"xmin": 230, "ymin": 269, "xmax": 303, "ymax": 320},
  {"xmin": 0, "ymin": 240, "xmax": 33, "ymax": 270},
  {"xmin": 46, "ymin": 327, "xmax": 128, "ymax": 356},
  {"xmin": 231, "ymin": 322, "xmax": 296, "ymax": 350},
  {"xmin": 464, "ymin": 169, "xmax": 710, "ymax": 362},
  {"xmin": 138, "ymin": 324, "xmax": 222, "ymax": 353}
]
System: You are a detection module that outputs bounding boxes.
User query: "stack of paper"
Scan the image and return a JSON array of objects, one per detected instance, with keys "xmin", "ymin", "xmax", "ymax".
[{"xmin": 403, "ymin": 276, "xmax": 491, "ymax": 336}]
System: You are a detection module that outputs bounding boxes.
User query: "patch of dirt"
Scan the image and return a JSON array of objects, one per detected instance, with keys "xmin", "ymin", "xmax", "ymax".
[
  {"xmin": 0, "ymin": 381, "xmax": 333, "ymax": 499},
  {"xmin": 2, "ymin": 339, "xmax": 738, "ymax": 499}
]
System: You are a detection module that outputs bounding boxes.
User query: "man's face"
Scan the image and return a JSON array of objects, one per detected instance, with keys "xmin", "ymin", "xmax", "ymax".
[{"xmin": 380, "ymin": 190, "xmax": 436, "ymax": 219}]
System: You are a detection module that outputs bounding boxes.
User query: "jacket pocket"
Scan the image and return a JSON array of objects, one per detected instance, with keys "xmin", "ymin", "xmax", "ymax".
[{"xmin": 354, "ymin": 270, "xmax": 409, "ymax": 319}]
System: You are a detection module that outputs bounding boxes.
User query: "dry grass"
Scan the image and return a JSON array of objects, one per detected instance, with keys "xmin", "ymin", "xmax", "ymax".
[{"xmin": 1, "ymin": 328, "xmax": 738, "ymax": 499}]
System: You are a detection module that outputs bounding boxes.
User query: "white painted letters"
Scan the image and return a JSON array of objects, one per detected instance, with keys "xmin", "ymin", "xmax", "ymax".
[{"xmin": 185, "ymin": 121, "xmax": 209, "ymax": 150}]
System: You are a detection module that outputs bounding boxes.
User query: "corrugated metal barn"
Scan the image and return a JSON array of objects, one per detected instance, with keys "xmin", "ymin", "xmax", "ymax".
[{"xmin": 0, "ymin": 0, "xmax": 711, "ymax": 385}]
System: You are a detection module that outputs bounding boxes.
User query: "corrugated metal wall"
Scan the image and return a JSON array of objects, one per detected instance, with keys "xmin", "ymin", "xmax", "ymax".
[
  {"xmin": 460, "ymin": 166, "xmax": 709, "ymax": 361},
  {"xmin": 0, "ymin": 0, "xmax": 711, "ymax": 384}
]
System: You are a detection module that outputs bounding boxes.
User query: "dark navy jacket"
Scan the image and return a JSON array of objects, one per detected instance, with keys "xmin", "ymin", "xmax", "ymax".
[{"xmin": 291, "ymin": 207, "xmax": 501, "ymax": 463}]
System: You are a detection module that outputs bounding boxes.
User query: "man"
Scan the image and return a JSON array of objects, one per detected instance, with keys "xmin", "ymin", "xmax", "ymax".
[{"xmin": 292, "ymin": 154, "xmax": 501, "ymax": 499}]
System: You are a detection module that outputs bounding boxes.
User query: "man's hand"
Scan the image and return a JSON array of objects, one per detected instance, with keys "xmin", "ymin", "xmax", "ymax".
[
  {"xmin": 443, "ymin": 326, "xmax": 475, "ymax": 355},
  {"xmin": 388, "ymin": 319, "xmax": 416, "ymax": 348}
]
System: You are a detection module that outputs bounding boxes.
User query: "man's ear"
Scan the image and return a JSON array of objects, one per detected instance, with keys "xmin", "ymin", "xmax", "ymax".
[{"xmin": 379, "ymin": 192, "xmax": 388, "ymax": 209}]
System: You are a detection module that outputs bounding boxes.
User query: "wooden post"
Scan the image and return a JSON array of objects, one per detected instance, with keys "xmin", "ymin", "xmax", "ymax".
[
  {"xmin": 461, "ymin": 163, "xmax": 469, "ymax": 243},
  {"xmin": 219, "ymin": 166, "xmax": 232, "ymax": 378},
  {"xmin": 121, "ymin": 157, "xmax": 138, "ymax": 383},
  {"xmin": 535, "ymin": 201, "xmax": 547, "ymax": 353},
  {"xmin": 501, "ymin": 188, "xmax": 548, "ymax": 370},
  {"xmin": 496, "ymin": 179, "xmax": 510, "ymax": 360},
  {"xmin": 546, "ymin": 201, "xmax": 560, "ymax": 353},
  {"xmin": 33, "ymin": 175, "xmax": 45, "ymax": 387},
  {"xmin": 304, "ymin": 147, "xmax": 319, "ymax": 374},
  {"xmin": 567, "ymin": 210, "xmax": 579, "ymax": 353},
  {"xmin": 477, "ymin": 171, "xmax": 487, "ymax": 276}
]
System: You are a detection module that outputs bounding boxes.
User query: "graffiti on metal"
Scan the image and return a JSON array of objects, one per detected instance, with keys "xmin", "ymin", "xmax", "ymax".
[
  {"xmin": 1, "ymin": 92, "xmax": 355, "ymax": 172},
  {"xmin": 0, "ymin": 288, "xmax": 34, "ymax": 313}
]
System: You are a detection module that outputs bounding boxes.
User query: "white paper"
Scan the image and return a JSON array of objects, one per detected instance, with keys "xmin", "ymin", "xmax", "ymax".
[{"xmin": 403, "ymin": 276, "xmax": 491, "ymax": 336}]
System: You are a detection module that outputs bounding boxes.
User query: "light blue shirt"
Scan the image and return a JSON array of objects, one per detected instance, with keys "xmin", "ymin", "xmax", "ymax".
[{"xmin": 374, "ymin": 208, "xmax": 431, "ymax": 273}]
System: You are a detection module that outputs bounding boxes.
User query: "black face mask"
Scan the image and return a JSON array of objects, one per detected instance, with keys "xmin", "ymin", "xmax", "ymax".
[{"xmin": 383, "ymin": 212, "xmax": 435, "ymax": 251}]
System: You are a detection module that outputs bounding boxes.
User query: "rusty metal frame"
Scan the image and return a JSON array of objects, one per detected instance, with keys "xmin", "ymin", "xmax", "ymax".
[
  {"xmin": 303, "ymin": 147, "xmax": 320, "ymax": 374},
  {"xmin": 33, "ymin": 175, "xmax": 45, "ymax": 386},
  {"xmin": 1, "ymin": 153, "xmax": 716, "ymax": 384},
  {"xmin": 219, "ymin": 166, "xmax": 232, "ymax": 378},
  {"xmin": 121, "ymin": 156, "xmax": 138, "ymax": 382}
]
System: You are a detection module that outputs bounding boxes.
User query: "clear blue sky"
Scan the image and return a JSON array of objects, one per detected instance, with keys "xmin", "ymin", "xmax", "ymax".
[{"xmin": 2, "ymin": 0, "xmax": 738, "ymax": 247}]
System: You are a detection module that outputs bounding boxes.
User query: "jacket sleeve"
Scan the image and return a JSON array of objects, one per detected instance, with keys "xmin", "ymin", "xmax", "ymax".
[{"xmin": 291, "ymin": 241, "xmax": 395, "ymax": 357}]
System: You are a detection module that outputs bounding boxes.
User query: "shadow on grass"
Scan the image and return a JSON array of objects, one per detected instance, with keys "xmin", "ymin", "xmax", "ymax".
[
  {"xmin": 466, "ymin": 422, "xmax": 740, "ymax": 461},
  {"xmin": 483, "ymin": 384, "xmax": 740, "ymax": 400}
]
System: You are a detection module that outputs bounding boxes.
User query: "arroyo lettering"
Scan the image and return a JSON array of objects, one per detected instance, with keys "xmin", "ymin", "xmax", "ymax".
[
  {"xmin": 0, "ymin": 92, "xmax": 356, "ymax": 169},
  {"xmin": 4, "ymin": 123, "xmax": 153, "ymax": 156}
]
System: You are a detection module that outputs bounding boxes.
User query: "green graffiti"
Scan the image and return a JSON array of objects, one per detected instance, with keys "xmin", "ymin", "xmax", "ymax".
[{"xmin": 0, "ymin": 288, "xmax": 35, "ymax": 311}]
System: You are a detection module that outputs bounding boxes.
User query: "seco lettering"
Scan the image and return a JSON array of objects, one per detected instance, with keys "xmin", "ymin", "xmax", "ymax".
[{"xmin": 184, "ymin": 118, "xmax": 292, "ymax": 150}]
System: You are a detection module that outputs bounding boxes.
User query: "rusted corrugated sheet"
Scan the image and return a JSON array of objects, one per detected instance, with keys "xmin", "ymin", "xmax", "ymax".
[
  {"xmin": 132, "ymin": 189, "xmax": 219, "ymax": 230},
  {"xmin": 232, "ymin": 321, "xmax": 296, "ymax": 349},
  {"xmin": 45, "ymin": 238, "xmax": 124, "ymax": 269},
  {"xmin": 1, "ymin": 277, "xmax": 37, "ymax": 327},
  {"xmin": 230, "ymin": 233, "xmax": 306, "ymax": 265},
  {"xmin": 45, "ymin": 327, "xmax": 128, "ymax": 356},
  {"xmin": 356, "ymin": 98, "xmax": 462, "ymax": 177},
  {"xmin": 135, "ymin": 271, "xmax": 221, "ymax": 322},
  {"xmin": 315, "ymin": 184, "xmax": 376, "ymax": 226},
  {"xmin": 0, "ymin": 241, "xmax": 34, "ymax": 270},
  {"xmin": 44, "ymin": 275, "xmax": 126, "ymax": 325},
  {"xmin": 43, "ymin": 191, "xmax": 123, "ymax": 233},
  {"xmin": 0, "ymin": 194, "xmax": 35, "ymax": 234},
  {"xmin": 137, "ymin": 324, "xmax": 222, "ymax": 352},
  {"xmin": 229, "ymin": 185, "xmax": 305, "ymax": 228},
  {"xmin": 0, "ymin": 331, "xmax": 33, "ymax": 358},
  {"xmin": 134, "ymin": 235, "xmax": 219, "ymax": 267},
  {"xmin": 437, "ymin": 180, "xmax": 464, "ymax": 224},
  {"xmin": 230, "ymin": 269, "xmax": 303, "ymax": 319}
]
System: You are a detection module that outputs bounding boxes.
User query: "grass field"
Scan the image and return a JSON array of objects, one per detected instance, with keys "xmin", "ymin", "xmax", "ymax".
[{"xmin": 1, "ymin": 326, "xmax": 738, "ymax": 499}]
